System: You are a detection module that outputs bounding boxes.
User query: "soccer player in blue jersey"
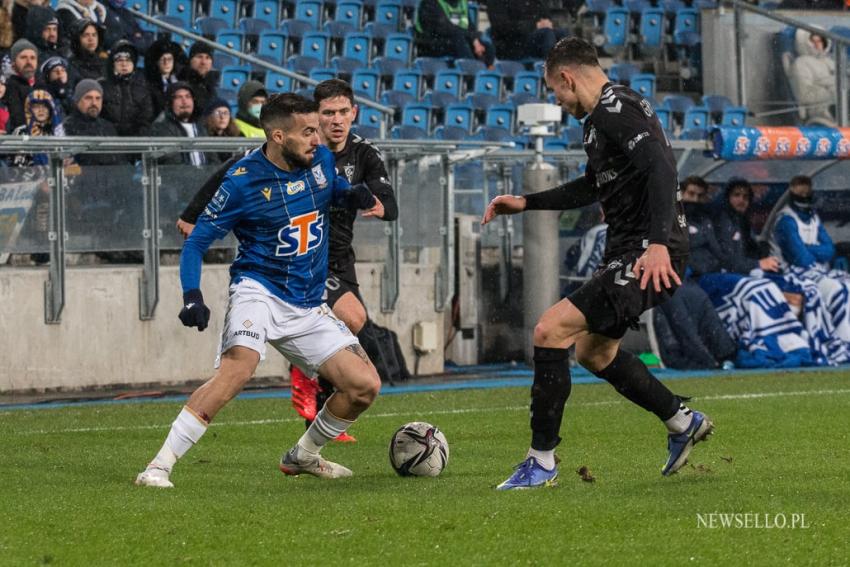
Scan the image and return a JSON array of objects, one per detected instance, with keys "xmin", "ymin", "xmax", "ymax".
[{"xmin": 135, "ymin": 94, "xmax": 383, "ymax": 488}]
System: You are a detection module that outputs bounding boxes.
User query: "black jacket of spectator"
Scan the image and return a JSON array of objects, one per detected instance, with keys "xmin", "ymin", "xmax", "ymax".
[
  {"xmin": 147, "ymin": 83, "xmax": 218, "ymax": 165},
  {"xmin": 684, "ymin": 201, "xmax": 724, "ymax": 277},
  {"xmin": 3, "ymin": 73, "xmax": 35, "ymax": 132},
  {"xmin": 414, "ymin": 0, "xmax": 494, "ymax": 65},
  {"xmin": 63, "ymin": 107, "xmax": 126, "ymax": 164},
  {"xmin": 177, "ymin": 66, "xmax": 218, "ymax": 119},
  {"xmin": 144, "ymin": 38, "xmax": 187, "ymax": 116},
  {"xmin": 11, "ymin": 0, "xmax": 30, "ymax": 43},
  {"xmin": 713, "ymin": 192, "xmax": 763, "ymax": 275},
  {"xmin": 39, "ymin": 56, "xmax": 75, "ymax": 117},
  {"xmin": 485, "ymin": 0, "xmax": 545, "ymax": 60},
  {"xmin": 68, "ymin": 19, "xmax": 106, "ymax": 82},
  {"xmin": 99, "ymin": 41, "xmax": 154, "ymax": 136},
  {"xmin": 25, "ymin": 5, "xmax": 65, "ymax": 61},
  {"xmin": 102, "ymin": 0, "xmax": 150, "ymax": 51},
  {"xmin": 56, "ymin": 0, "xmax": 107, "ymax": 44}
]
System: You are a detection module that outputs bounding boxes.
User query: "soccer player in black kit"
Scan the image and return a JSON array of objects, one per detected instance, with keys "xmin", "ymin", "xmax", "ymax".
[
  {"xmin": 482, "ymin": 38, "xmax": 714, "ymax": 490},
  {"xmin": 178, "ymin": 80, "xmax": 398, "ymax": 440}
]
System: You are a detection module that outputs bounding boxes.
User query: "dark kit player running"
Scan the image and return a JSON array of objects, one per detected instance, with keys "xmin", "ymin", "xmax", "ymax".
[
  {"xmin": 482, "ymin": 38, "xmax": 714, "ymax": 490},
  {"xmin": 177, "ymin": 80, "xmax": 398, "ymax": 439}
]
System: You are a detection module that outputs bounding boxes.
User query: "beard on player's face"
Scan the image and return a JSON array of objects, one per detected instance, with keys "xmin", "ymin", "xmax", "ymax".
[{"xmin": 280, "ymin": 138, "xmax": 314, "ymax": 170}]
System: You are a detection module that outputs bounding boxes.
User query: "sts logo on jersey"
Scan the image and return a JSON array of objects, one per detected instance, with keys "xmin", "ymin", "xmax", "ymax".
[{"xmin": 276, "ymin": 211, "xmax": 324, "ymax": 256}]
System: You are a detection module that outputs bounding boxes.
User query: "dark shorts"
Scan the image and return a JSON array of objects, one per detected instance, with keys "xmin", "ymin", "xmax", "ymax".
[
  {"xmin": 569, "ymin": 250, "xmax": 687, "ymax": 340},
  {"xmin": 323, "ymin": 263, "xmax": 363, "ymax": 309}
]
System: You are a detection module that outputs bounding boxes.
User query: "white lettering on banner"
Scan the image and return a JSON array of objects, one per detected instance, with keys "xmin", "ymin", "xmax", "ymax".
[{"xmin": 0, "ymin": 179, "xmax": 41, "ymax": 263}]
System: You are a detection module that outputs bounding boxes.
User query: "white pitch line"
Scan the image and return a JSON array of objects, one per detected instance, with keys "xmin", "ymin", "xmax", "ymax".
[{"xmin": 9, "ymin": 387, "xmax": 850, "ymax": 436}]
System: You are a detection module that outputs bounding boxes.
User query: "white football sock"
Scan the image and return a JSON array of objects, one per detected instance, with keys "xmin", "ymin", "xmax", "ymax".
[
  {"xmin": 150, "ymin": 407, "xmax": 208, "ymax": 471},
  {"xmin": 664, "ymin": 403, "xmax": 694, "ymax": 434},
  {"xmin": 527, "ymin": 448, "xmax": 556, "ymax": 470},
  {"xmin": 296, "ymin": 406, "xmax": 353, "ymax": 456}
]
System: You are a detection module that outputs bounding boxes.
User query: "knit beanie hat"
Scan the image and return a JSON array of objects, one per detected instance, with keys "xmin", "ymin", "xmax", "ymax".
[
  {"xmin": 11, "ymin": 38, "xmax": 38, "ymax": 60},
  {"xmin": 73, "ymin": 78, "xmax": 103, "ymax": 103}
]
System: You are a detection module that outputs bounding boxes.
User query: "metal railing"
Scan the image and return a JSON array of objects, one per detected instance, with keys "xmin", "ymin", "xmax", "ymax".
[{"xmin": 727, "ymin": 0, "xmax": 850, "ymax": 126}]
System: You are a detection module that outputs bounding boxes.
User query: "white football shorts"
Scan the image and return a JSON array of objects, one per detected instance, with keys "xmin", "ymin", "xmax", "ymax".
[{"xmin": 214, "ymin": 278, "xmax": 358, "ymax": 375}]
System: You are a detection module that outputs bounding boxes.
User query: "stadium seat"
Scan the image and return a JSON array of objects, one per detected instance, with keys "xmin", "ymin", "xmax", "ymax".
[
  {"xmin": 295, "ymin": 0, "xmax": 323, "ymax": 27},
  {"xmin": 603, "ymin": 7, "xmax": 630, "ymax": 55},
  {"xmin": 401, "ymin": 103, "xmax": 432, "ymax": 133},
  {"xmin": 638, "ymin": 8, "xmax": 665, "ymax": 53},
  {"xmin": 678, "ymin": 128, "xmax": 706, "ymax": 140},
  {"xmin": 624, "ymin": 0, "xmax": 650, "ymax": 15},
  {"xmin": 265, "ymin": 70, "xmax": 295, "ymax": 92},
  {"xmin": 213, "ymin": 52, "xmax": 237, "ymax": 68},
  {"xmin": 323, "ymin": 20, "xmax": 356, "ymax": 42},
  {"xmin": 258, "ymin": 31, "xmax": 289, "ymax": 63},
  {"xmin": 358, "ymin": 104, "xmax": 385, "ymax": 131},
  {"xmin": 375, "ymin": 1, "xmax": 402, "ymax": 31},
  {"xmin": 279, "ymin": 20, "xmax": 316, "ymax": 42},
  {"xmin": 380, "ymin": 90, "xmax": 415, "ymax": 111},
  {"xmin": 287, "ymin": 54, "xmax": 322, "ymax": 74},
  {"xmin": 129, "ymin": 0, "xmax": 149, "ymax": 14},
  {"xmin": 485, "ymin": 103, "xmax": 515, "ymax": 134},
  {"xmin": 216, "ymin": 29, "xmax": 245, "ymax": 51},
  {"xmin": 351, "ymin": 67, "xmax": 380, "ymax": 98},
  {"xmin": 390, "ymin": 69, "xmax": 423, "ymax": 99},
  {"xmin": 433, "ymin": 125, "xmax": 467, "ymax": 140},
  {"xmin": 220, "ymin": 65, "xmax": 251, "ymax": 90},
  {"xmin": 335, "ymin": 0, "xmax": 364, "ymax": 29},
  {"xmin": 513, "ymin": 71, "xmax": 541, "ymax": 99},
  {"xmin": 474, "ymin": 125, "xmax": 513, "ymax": 142},
  {"xmin": 383, "ymin": 33, "xmax": 413, "ymax": 64},
  {"xmin": 164, "ymin": 0, "xmax": 193, "ymax": 30},
  {"xmin": 544, "ymin": 138, "xmax": 569, "ymax": 151},
  {"xmin": 296, "ymin": 86, "xmax": 315, "ymax": 99},
  {"xmin": 465, "ymin": 70, "xmax": 502, "ymax": 109},
  {"xmin": 217, "ymin": 87, "xmax": 238, "ymax": 105},
  {"xmin": 414, "ymin": 57, "xmax": 449, "ymax": 82},
  {"xmin": 210, "ymin": 0, "xmax": 238, "ymax": 27},
  {"xmin": 195, "ymin": 16, "xmax": 229, "ymax": 37},
  {"xmin": 630, "ymin": 73, "xmax": 656, "ymax": 99},
  {"xmin": 249, "ymin": 54, "xmax": 279, "ymax": 76},
  {"xmin": 372, "ymin": 56, "xmax": 407, "ymax": 79},
  {"xmin": 496, "ymin": 60, "xmax": 525, "ymax": 79},
  {"xmin": 673, "ymin": 7, "xmax": 699, "ymax": 35},
  {"xmin": 682, "ymin": 106, "xmax": 709, "ymax": 132},
  {"xmin": 332, "ymin": 32, "xmax": 371, "ymax": 70},
  {"xmin": 352, "ymin": 124, "xmax": 381, "ymax": 139},
  {"xmin": 390, "ymin": 124, "xmax": 428, "ymax": 139},
  {"xmin": 655, "ymin": 107, "xmax": 672, "ymax": 131},
  {"xmin": 510, "ymin": 92, "xmax": 541, "ymax": 106},
  {"xmin": 253, "ymin": 0, "xmax": 281, "ymax": 27},
  {"xmin": 239, "ymin": 17, "xmax": 272, "ymax": 40},
  {"xmin": 362, "ymin": 21, "xmax": 396, "ymax": 42},
  {"xmin": 608, "ymin": 62, "xmax": 639, "ymax": 84},
  {"xmin": 662, "ymin": 94, "xmax": 695, "ymax": 115},
  {"xmin": 423, "ymin": 69, "xmax": 463, "ymax": 106},
  {"xmin": 661, "ymin": 0, "xmax": 685, "ymax": 14},
  {"xmin": 443, "ymin": 103, "xmax": 475, "ymax": 134},
  {"xmin": 693, "ymin": 0, "xmax": 717, "ymax": 7},
  {"xmin": 701, "ymin": 94, "xmax": 732, "ymax": 114},
  {"xmin": 309, "ymin": 67, "xmax": 337, "ymax": 82},
  {"xmin": 721, "ymin": 106, "xmax": 747, "ymax": 127},
  {"xmin": 455, "ymin": 58, "xmax": 487, "ymax": 80},
  {"xmin": 300, "ymin": 31, "xmax": 331, "ymax": 65}
]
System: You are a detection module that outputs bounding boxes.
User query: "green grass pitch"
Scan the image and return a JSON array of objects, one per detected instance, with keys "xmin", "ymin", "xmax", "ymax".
[{"xmin": 1, "ymin": 371, "xmax": 848, "ymax": 566}]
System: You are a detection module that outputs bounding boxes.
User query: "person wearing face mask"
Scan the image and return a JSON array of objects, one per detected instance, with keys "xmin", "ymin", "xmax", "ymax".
[
  {"xmin": 99, "ymin": 39, "xmax": 153, "ymax": 136},
  {"xmin": 233, "ymin": 80, "xmax": 267, "ymax": 139},
  {"xmin": 39, "ymin": 55, "xmax": 74, "ymax": 116},
  {"xmin": 144, "ymin": 37, "xmax": 186, "ymax": 116}
]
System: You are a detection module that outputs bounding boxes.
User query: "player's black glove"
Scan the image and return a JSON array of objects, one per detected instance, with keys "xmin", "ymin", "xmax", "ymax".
[
  {"xmin": 178, "ymin": 288, "xmax": 210, "ymax": 331},
  {"xmin": 347, "ymin": 183, "xmax": 377, "ymax": 210}
]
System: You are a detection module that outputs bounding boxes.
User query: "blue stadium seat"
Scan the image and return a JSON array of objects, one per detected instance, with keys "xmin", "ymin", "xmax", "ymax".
[
  {"xmin": 217, "ymin": 87, "xmax": 238, "ymax": 105},
  {"xmin": 279, "ymin": 20, "xmax": 316, "ymax": 42},
  {"xmin": 391, "ymin": 124, "xmax": 428, "ymax": 139},
  {"xmin": 309, "ymin": 67, "xmax": 337, "ymax": 82},
  {"xmin": 220, "ymin": 65, "xmax": 251, "ymax": 90},
  {"xmin": 630, "ymin": 73, "xmax": 656, "ymax": 99},
  {"xmin": 485, "ymin": 103, "xmax": 515, "ymax": 134},
  {"xmin": 434, "ymin": 125, "xmax": 468, "ymax": 140},
  {"xmin": 682, "ymin": 106, "xmax": 709, "ymax": 132},
  {"xmin": 258, "ymin": 31, "xmax": 289, "ymax": 63},
  {"xmin": 358, "ymin": 105, "xmax": 385, "ymax": 131},
  {"xmin": 265, "ymin": 70, "xmax": 295, "ymax": 92},
  {"xmin": 678, "ymin": 128, "xmax": 706, "ymax": 140},
  {"xmin": 390, "ymin": 69, "xmax": 423, "ymax": 98},
  {"xmin": 585, "ymin": 0, "xmax": 612, "ymax": 16},
  {"xmin": 475, "ymin": 126, "xmax": 513, "ymax": 142},
  {"xmin": 239, "ymin": 17, "xmax": 272, "ymax": 38},
  {"xmin": 362, "ymin": 21, "xmax": 396, "ymax": 41},
  {"xmin": 495, "ymin": 60, "xmax": 525, "ymax": 78},
  {"xmin": 253, "ymin": 0, "xmax": 281, "ymax": 27},
  {"xmin": 608, "ymin": 62, "xmax": 639, "ymax": 84},
  {"xmin": 300, "ymin": 31, "xmax": 331, "ymax": 64},
  {"xmin": 295, "ymin": 0, "xmax": 323, "ymax": 27},
  {"xmin": 510, "ymin": 92, "xmax": 541, "ymax": 106},
  {"xmin": 164, "ymin": 0, "xmax": 193, "ymax": 29},
  {"xmin": 323, "ymin": 20, "xmax": 356, "ymax": 41},
  {"xmin": 465, "ymin": 70, "xmax": 502, "ymax": 109},
  {"xmin": 380, "ymin": 90, "xmax": 415, "ymax": 111},
  {"xmin": 353, "ymin": 124, "xmax": 381, "ymax": 139},
  {"xmin": 214, "ymin": 52, "xmax": 237, "ymax": 68},
  {"xmin": 351, "ymin": 68, "xmax": 380, "ymax": 98},
  {"xmin": 414, "ymin": 56, "xmax": 449, "ymax": 82},
  {"xmin": 210, "ymin": 0, "xmax": 238, "ymax": 27},
  {"xmin": 129, "ymin": 0, "xmax": 149, "ymax": 14},
  {"xmin": 424, "ymin": 69, "xmax": 462, "ymax": 106},
  {"xmin": 655, "ymin": 107, "xmax": 672, "ymax": 131},
  {"xmin": 721, "ymin": 106, "xmax": 747, "ymax": 127},
  {"xmin": 195, "ymin": 16, "xmax": 229, "ymax": 37},
  {"xmin": 296, "ymin": 86, "xmax": 315, "ymax": 99},
  {"xmin": 330, "ymin": 56, "xmax": 361, "ymax": 76},
  {"xmin": 335, "ymin": 0, "xmax": 364, "ymax": 29},
  {"xmin": 401, "ymin": 103, "xmax": 432, "ymax": 132},
  {"xmin": 662, "ymin": 94, "xmax": 695, "ymax": 115},
  {"xmin": 383, "ymin": 33, "xmax": 412, "ymax": 64},
  {"xmin": 673, "ymin": 7, "xmax": 699, "ymax": 35},
  {"xmin": 372, "ymin": 56, "xmax": 406, "ymax": 78},
  {"xmin": 249, "ymin": 54, "xmax": 279, "ymax": 76},
  {"xmin": 603, "ymin": 7, "xmax": 630, "ymax": 54},
  {"xmin": 638, "ymin": 8, "xmax": 665, "ymax": 53},
  {"xmin": 624, "ymin": 0, "xmax": 650, "ymax": 15},
  {"xmin": 661, "ymin": 0, "xmax": 685, "ymax": 14},
  {"xmin": 287, "ymin": 54, "xmax": 322, "ymax": 74},
  {"xmin": 216, "ymin": 29, "xmax": 245, "ymax": 51},
  {"xmin": 338, "ymin": 32, "xmax": 371, "ymax": 66},
  {"xmin": 455, "ymin": 58, "xmax": 486, "ymax": 80},
  {"xmin": 702, "ymin": 94, "xmax": 732, "ymax": 118},
  {"xmin": 513, "ymin": 71, "xmax": 541, "ymax": 98},
  {"xmin": 375, "ymin": 1, "xmax": 402, "ymax": 31},
  {"xmin": 544, "ymin": 138, "xmax": 569, "ymax": 151},
  {"xmin": 443, "ymin": 103, "xmax": 475, "ymax": 133}
]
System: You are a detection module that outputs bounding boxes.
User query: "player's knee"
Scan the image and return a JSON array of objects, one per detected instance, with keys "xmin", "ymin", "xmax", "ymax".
[{"xmin": 533, "ymin": 320, "xmax": 557, "ymax": 346}]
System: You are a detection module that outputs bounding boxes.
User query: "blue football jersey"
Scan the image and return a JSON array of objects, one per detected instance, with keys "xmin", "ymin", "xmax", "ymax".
[{"xmin": 180, "ymin": 145, "xmax": 352, "ymax": 307}]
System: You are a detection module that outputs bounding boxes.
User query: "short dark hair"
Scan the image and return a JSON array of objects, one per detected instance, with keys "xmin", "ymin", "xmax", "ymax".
[
  {"xmin": 544, "ymin": 37, "xmax": 600, "ymax": 75},
  {"xmin": 260, "ymin": 93, "xmax": 318, "ymax": 134},
  {"xmin": 313, "ymin": 79, "xmax": 355, "ymax": 106},
  {"xmin": 725, "ymin": 177, "xmax": 753, "ymax": 200},
  {"xmin": 680, "ymin": 175, "xmax": 708, "ymax": 192},
  {"xmin": 789, "ymin": 174, "xmax": 812, "ymax": 188}
]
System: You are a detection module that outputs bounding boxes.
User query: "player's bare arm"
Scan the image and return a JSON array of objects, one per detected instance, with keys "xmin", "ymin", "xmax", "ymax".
[{"xmin": 361, "ymin": 195, "xmax": 385, "ymax": 218}]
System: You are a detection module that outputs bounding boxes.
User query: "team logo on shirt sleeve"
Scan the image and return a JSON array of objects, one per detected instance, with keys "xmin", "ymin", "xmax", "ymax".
[
  {"xmin": 276, "ymin": 211, "xmax": 324, "ymax": 256},
  {"xmin": 311, "ymin": 165, "xmax": 328, "ymax": 188}
]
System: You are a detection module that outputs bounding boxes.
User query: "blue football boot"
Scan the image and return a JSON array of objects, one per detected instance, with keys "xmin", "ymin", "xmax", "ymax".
[
  {"xmin": 496, "ymin": 456, "xmax": 558, "ymax": 490},
  {"xmin": 662, "ymin": 411, "xmax": 714, "ymax": 476}
]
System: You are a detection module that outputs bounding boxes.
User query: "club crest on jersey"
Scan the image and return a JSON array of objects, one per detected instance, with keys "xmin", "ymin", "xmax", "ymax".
[
  {"xmin": 232, "ymin": 167, "xmax": 248, "ymax": 176},
  {"xmin": 261, "ymin": 187, "xmax": 272, "ymax": 201},
  {"xmin": 286, "ymin": 180, "xmax": 306, "ymax": 195},
  {"xmin": 276, "ymin": 211, "xmax": 323, "ymax": 256},
  {"xmin": 344, "ymin": 164, "xmax": 356, "ymax": 181},
  {"xmin": 312, "ymin": 165, "xmax": 328, "ymax": 188},
  {"xmin": 640, "ymin": 98, "xmax": 653, "ymax": 117},
  {"xmin": 208, "ymin": 187, "xmax": 230, "ymax": 213}
]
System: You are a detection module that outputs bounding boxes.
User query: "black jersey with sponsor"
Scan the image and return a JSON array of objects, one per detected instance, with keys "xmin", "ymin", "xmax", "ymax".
[
  {"xmin": 328, "ymin": 132, "xmax": 396, "ymax": 272},
  {"xmin": 582, "ymin": 82, "xmax": 689, "ymax": 260}
]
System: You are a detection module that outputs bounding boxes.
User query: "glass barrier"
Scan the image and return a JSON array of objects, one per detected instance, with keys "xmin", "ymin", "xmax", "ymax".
[{"xmin": 0, "ymin": 165, "xmax": 51, "ymax": 256}]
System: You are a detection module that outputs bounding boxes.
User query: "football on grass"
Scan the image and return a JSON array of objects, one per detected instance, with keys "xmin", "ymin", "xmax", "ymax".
[{"xmin": 389, "ymin": 422, "xmax": 449, "ymax": 477}]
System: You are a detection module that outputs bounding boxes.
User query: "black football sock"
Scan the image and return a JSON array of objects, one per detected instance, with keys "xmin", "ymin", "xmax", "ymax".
[
  {"xmin": 593, "ymin": 350, "xmax": 680, "ymax": 420},
  {"xmin": 530, "ymin": 346, "xmax": 572, "ymax": 451}
]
